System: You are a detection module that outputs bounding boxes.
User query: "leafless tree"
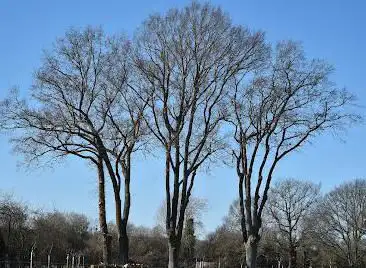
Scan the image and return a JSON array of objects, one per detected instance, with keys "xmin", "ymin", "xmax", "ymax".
[
  {"xmin": 314, "ymin": 179, "xmax": 366, "ymax": 267},
  {"xmin": 0, "ymin": 27, "xmax": 147, "ymax": 264},
  {"xmin": 155, "ymin": 196, "xmax": 208, "ymax": 238},
  {"xmin": 266, "ymin": 179, "xmax": 320, "ymax": 268},
  {"xmin": 229, "ymin": 41, "xmax": 358, "ymax": 267},
  {"xmin": 0, "ymin": 194, "xmax": 29, "ymax": 264},
  {"xmin": 133, "ymin": 2, "xmax": 268, "ymax": 267},
  {"xmin": 31, "ymin": 211, "xmax": 89, "ymax": 264},
  {"xmin": 102, "ymin": 33, "xmax": 150, "ymax": 265},
  {"xmin": 222, "ymin": 199, "xmax": 242, "ymax": 234}
]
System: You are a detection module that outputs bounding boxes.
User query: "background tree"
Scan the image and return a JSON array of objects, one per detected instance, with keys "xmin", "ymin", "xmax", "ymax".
[
  {"xmin": 257, "ymin": 227, "xmax": 286, "ymax": 268},
  {"xmin": 128, "ymin": 224, "xmax": 168, "ymax": 267},
  {"xmin": 0, "ymin": 194, "xmax": 30, "ymax": 266},
  {"xmin": 155, "ymin": 196, "xmax": 208, "ymax": 237},
  {"xmin": 199, "ymin": 225, "xmax": 243, "ymax": 268},
  {"xmin": 0, "ymin": 194, "xmax": 96, "ymax": 267},
  {"xmin": 222, "ymin": 199, "xmax": 242, "ymax": 233},
  {"xmin": 266, "ymin": 179, "xmax": 320, "ymax": 268},
  {"xmin": 230, "ymin": 41, "xmax": 357, "ymax": 268},
  {"xmin": 207, "ymin": 199, "xmax": 276, "ymax": 268},
  {"xmin": 32, "ymin": 211, "xmax": 89, "ymax": 265},
  {"xmin": 133, "ymin": 3, "xmax": 267, "ymax": 267},
  {"xmin": 181, "ymin": 218, "xmax": 196, "ymax": 267},
  {"xmin": 314, "ymin": 179, "xmax": 366, "ymax": 267}
]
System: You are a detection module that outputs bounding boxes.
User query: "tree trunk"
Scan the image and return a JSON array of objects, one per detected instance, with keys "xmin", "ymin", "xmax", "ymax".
[
  {"xmin": 168, "ymin": 238, "xmax": 180, "ymax": 268},
  {"xmin": 97, "ymin": 158, "xmax": 111, "ymax": 265},
  {"xmin": 303, "ymin": 250, "xmax": 311, "ymax": 268},
  {"xmin": 102, "ymin": 146, "xmax": 131, "ymax": 265},
  {"xmin": 288, "ymin": 245, "xmax": 297, "ymax": 268},
  {"xmin": 245, "ymin": 235, "xmax": 259, "ymax": 268},
  {"xmin": 120, "ymin": 156, "xmax": 131, "ymax": 265},
  {"xmin": 0, "ymin": 231, "xmax": 6, "ymax": 259},
  {"xmin": 115, "ymin": 194, "xmax": 129, "ymax": 265},
  {"xmin": 119, "ymin": 220, "xmax": 129, "ymax": 265}
]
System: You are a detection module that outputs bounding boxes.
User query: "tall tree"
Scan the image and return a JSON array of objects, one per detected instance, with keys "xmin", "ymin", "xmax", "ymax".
[
  {"xmin": 134, "ymin": 3, "xmax": 267, "ymax": 267},
  {"xmin": 266, "ymin": 179, "xmax": 320, "ymax": 268},
  {"xmin": 0, "ymin": 27, "xmax": 147, "ymax": 264},
  {"xmin": 229, "ymin": 41, "xmax": 357, "ymax": 267},
  {"xmin": 102, "ymin": 33, "xmax": 149, "ymax": 264}
]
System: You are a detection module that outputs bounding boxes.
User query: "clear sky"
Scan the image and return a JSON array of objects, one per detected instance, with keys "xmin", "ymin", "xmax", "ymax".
[{"xmin": 0, "ymin": 0, "xmax": 365, "ymax": 234}]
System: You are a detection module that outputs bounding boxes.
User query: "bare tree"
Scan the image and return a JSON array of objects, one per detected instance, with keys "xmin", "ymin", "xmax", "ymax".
[
  {"xmin": 0, "ymin": 194, "xmax": 29, "ymax": 265},
  {"xmin": 31, "ymin": 211, "xmax": 89, "ymax": 264},
  {"xmin": 155, "ymin": 196, "xmax": 208, "ymax": 237},
  {"xmin": 133, "ymin": 2, "xmax": 267, "ymax": 267},
  {"xmin": 229, "ymin": 41, "xmax": 357, "ymax": 267},
  {"xmin": 0, "ymin": 27, "xmax": 147, "ymax": 264},
  {"xmin": 101, "ymin": 33, "xmax": 150, "ymax": 265},
  {"xmin": 222, "ymin": 199, "xmax": 242, "ymax": 233},
  {"xmin": 126, "ymin": 224, "xmax": 169, "ymax": 267},
  {"xmin": 266, "ymin": 179, "xmax": 320, "ymax": 268},
  {"xmin": 200, "ymin": 224, "xmax": 244, "ymax": 268},
  {"xmin": 314, "ymin": 179, "xmax": 366, "ymax": 267}
]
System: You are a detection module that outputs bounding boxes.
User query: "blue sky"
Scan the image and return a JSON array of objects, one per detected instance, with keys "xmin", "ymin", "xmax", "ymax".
[{"xmin": 0, "ymin": 0, "xmax": 365, "ymax": 234}]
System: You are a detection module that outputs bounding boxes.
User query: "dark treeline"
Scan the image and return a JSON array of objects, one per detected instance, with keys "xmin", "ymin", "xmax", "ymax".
[
  {"xmin": 1, "ymin": 178, "xmax": 365, "ymax": 268},
  {"xmin": 203, "ymin": 178, "xmax": 366, "ymax": 268},
  {"xmin": 0, "ymin": 2, "xmax": 360, "ymax": 268},
  {"xmin": 0, "ymin": 194, "xmax": 168, "ymax": 267}
]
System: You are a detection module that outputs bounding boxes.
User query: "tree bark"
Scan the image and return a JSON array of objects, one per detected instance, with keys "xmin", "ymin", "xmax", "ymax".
[
  {"xmin": 114, "ymin": 193, "xmax": 129, "ymax": 265},
  {"xmin": 101, "ymin": 145, "xmax": 130, "ymax": 265},
  {"xmin": 120, "ymin": 154, "xmax": 131, "ymax": 265},
  {"xmin": 97, "ymin": 157, "xmax": 111, "ymax": 265},
  {"xmin": 288, "ymin": 244, "xmax": 297, "ymax": 268},
  {"xmin": 245, "ymin": 235, "xmax": 259, "ymax": 268},
  {"xmin": 168, "ymin": 237, "xmax": 180, "ymax": 268},
  {"xmin": 119, "ymin": 220, "xmax": 129, "ymax": 265}
]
